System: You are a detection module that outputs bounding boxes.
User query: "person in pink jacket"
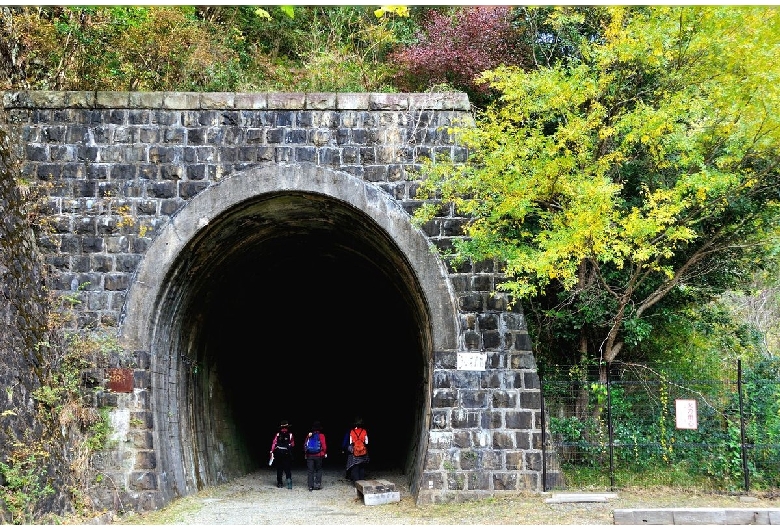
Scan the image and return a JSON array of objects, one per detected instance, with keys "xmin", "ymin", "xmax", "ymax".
[{"xmin": 270, "ymin": 420, "xmax": 295, "ymax": 489}]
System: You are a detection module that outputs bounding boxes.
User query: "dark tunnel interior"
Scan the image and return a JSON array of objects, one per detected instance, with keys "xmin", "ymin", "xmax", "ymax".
[{"xmin": 174, "ymin": 194, "xmax": 430, "ymax": 481}]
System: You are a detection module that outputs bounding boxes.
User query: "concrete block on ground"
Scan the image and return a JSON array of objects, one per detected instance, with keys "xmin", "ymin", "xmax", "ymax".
[
  {"xmin": 673, "ymin": 509, "xmax": 729, "ymax": 525},
  {"xmin": 614, "ymin": 509, "xmax": 675, "ymax": 525},
  {"xmin": 614, "ymin": 508, "xmax": 780, "ymax": 525},
  {"xmin": 724, "ymin": 510, "xmax": 771, "ymax": 525},
  {"xmin": 355, "ymin": 479, "xmax": 401, "ymax": 506},
  {"xmin": 545, "ymin": 493, "xmax": 617, "ymax": 503}
]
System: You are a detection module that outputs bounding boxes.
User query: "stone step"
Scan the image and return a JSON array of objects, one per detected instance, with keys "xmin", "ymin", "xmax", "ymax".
[{"xmin": 355, "ymin": 479, "xmax": 401, "ymax": 506}]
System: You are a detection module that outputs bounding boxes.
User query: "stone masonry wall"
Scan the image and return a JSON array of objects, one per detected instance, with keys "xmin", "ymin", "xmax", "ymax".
[
  {"xmin": 1, "ymin": 91, "xmax": 544, "ymax": 511},
  {"xmin": 0, "ymin": 110, "xmax": 70, "ymax": 519}
]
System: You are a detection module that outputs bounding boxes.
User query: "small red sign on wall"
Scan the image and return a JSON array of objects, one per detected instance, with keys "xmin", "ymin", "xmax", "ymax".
[{"xmin": 107, "ymin": 368, "xmax": 134, "ymax": 393}]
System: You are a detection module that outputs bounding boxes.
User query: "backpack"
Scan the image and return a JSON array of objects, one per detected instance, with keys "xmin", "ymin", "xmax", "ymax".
[
  {"xmin": 305, "ymin": 432, "xmax": 322, "ymax": 455},
  {"xmin": 351, "ymin": 428, "xmax": 367, "ymax": 457},
  {"xmin": 274, "ymin": 431, "xmax": 291, "ymax": 455}
]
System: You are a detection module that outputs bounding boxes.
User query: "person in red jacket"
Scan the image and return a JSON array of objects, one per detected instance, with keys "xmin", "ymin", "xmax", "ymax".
[
  {"xmin": 304, "ymin": 421, "xmax": 327, "ymax": 491},
  {"xmin": 346, "ymin": 417, "xmax": 369, "ymax": 482}
]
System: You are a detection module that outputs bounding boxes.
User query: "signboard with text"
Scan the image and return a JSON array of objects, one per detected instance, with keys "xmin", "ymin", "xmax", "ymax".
[
  {"xmin": 675, "ymin": 399, "xmax": 698, "ymax": 429},
  {"xmin": 457, "ymin": 352, "xmax": 487, "ymax": 371}
]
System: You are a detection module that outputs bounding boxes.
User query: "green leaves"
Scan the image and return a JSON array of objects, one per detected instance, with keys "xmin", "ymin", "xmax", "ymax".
[{"xmin": 415, "ymin": 6, "xmax": 780, "ymax": 368}]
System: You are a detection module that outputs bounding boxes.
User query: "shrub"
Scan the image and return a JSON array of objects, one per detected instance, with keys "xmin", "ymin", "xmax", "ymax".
[{"xmin": 389, "ymin": 7, "xmax": 532, "ymax": 106}]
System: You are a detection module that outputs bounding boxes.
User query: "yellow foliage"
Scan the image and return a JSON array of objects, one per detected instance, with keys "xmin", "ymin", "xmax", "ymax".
[
  {"xmin": 254, "ymin": 8, "xmax": 271, "ymax": 20},
  {"xmin": 375, "ymin": 5, "xmax": 410, "ymax": 19},
  {"xmin": 414, "ymin": 6, "xmax": 780, "ymax": 363}
]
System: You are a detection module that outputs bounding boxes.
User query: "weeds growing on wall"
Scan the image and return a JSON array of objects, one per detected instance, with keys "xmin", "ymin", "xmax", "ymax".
[
  {"xmin": 0, "ymin": 281, "xmax": 121, "ymax": 521},
  {"xmin": 4, "ymin": 334, "xmax": 118, "ymax": 521},
  {"xmin": 34, "ymin": 297, "xmax": 121, "ymax": 517},
  {"xmin": 0, "ymin": 442, "xmax": 55, "ymax": 524}
]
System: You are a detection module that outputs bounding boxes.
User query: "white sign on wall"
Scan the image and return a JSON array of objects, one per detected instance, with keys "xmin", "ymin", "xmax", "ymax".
[
  {"xmin": 675, "ymin": 399, "xmax": 698, "ymax": 429},
  {"xmin": 457, "ymin": 352, "xmax": 487, "ymax": 371}
]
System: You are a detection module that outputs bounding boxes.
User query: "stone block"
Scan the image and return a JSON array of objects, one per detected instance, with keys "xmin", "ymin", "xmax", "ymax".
[
  {"xmin": 724, "ymin": 509, "xmax": 771, "ymax": 524},
  {"xmin": 466, "ymin": 471, "xmax": 490, "ymax": 490},
  {"xmin": 337, "ymin": 93, "xmax": 370, "ymax": 110},
  {"xmin": 613, "ymin": 509, "xmax": 682, "ymax": 525},
  {"xmin": 129, "ymin": 471, "xmax": 157, "ymax": 491},
  {"xmin": 492, "ymin": 390, "xmax": 517, "ymax": 409},
  {"xmin": 234, "ymin": 93, "xmax": 267, "ymax": 110},
  {"xmin": 492, "ymin": 472, "xmax": 517, "ymax": 490},
  {"xmin": 505, "ymin": 451, "xmax": 522, "ymax": 471},
  {"xmin": 135, "ymin": 450, "xmax": 157, "ymax": 470},
  {"xmin": 545, "ymin": 493, "xmax": 616, "ymax": 503},
  {"xmin": 432, "ymin": 389, "xmax": 457, "ymax": 408},
  {"xmin": 306, "ymin": 93, "xmax": 337, "ymax": 109},
  {"xmin": 519, "ymin": 390, "xmax": 541, "ymax": 409},
  {"xmin": 479, "ymin": 371, "xmax": 502, "ymax": 388},
  {"xmin": 200, "ymin": 92, "xmax": 235, "ymax": 109},
  {"xmin": 370, "ymin": 93, "xmax": 408, "ymax": 111},
  {"xmin": 506, "ymin": 410, "xmax": 533, "ymax": 430},
  {"xmin": 129, "ymin": 92, "xmax": 164, "ymax": 108},
  {"xmin": 640, "ymin": 508, "xmax": 780, "ymax": 525},
  {"xmin": 460, "ymin": 389, "xmax": 487, "ymax": 407},
  {"xmin": 162, "ymin": 92, "xmax": 199, "ymax": 110},
  {"xmin": 355, "ymin": 479, "xmax": 400, "ymax": 506},
  {"xmin": 360, "ymin": 491, "xmax": 401, "ymax": 506},
  {"xmin": 268, "ymin": 93, "xmax": 305, "ymax": 110}
]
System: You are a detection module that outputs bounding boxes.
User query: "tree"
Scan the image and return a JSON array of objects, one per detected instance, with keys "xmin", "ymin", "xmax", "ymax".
[{"xmin": 414, "ymin": 6, "xmax": 780, "ymax": 380}]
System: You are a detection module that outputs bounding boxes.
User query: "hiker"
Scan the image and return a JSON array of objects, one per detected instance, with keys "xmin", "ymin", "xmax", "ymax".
[
  {"xmin": 304, "ymin": 421, "xmax": 327, "ymax": 491},
  {"xmin": 341, "ymin": 428, "xmax": 352, "ymax": 479},
  {"xmin": 270, "ymin": 420, "xmax": 295, "ymax": 489},
  {"xmin": 345, "ymin": 417, "xmax": 369, "ymax": 482}
]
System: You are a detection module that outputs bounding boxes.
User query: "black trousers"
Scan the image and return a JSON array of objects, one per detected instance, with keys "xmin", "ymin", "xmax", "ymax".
[
  {"xmin": 306, "ymin": 457, "xmax": 323, "ymax": 489},
  {"xmin": 350, "ymin": 461, "xmax": 366, "ymax": 481},
  {"xmin": 274, "ymin": 452, "xmax": 292, "ymax": 483}
]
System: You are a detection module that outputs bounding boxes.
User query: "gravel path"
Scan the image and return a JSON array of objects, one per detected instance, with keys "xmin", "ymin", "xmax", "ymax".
[
  {"xmin": 113, "ymin": 467, "xmax": 779, "ymax": 526},
  {"xmin": 163, "ymin": 469, "xmax": 412, "ymax": 525},
  {"xmin": 118, "ymin": 468, "xmax": 445, "ymax": 526}
]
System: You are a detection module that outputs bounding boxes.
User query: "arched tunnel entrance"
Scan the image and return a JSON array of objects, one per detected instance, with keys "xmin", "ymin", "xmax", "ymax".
[
  {"xmin": 184, "ymin": 192, "xmax": 428, "ymax": 483},
  {"xmin": 121, "ymin": 164, "xmax": 460, "ymax": 503}
]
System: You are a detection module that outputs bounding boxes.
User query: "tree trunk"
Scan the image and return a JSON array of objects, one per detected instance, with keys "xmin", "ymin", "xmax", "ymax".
[{"xmin": 575, "ymin": 258, "xmax": 591, "ymax": 419}]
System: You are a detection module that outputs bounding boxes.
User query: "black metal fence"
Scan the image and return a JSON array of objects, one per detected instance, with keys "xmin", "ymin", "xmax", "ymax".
[{"xmin": 540, "ymin": 359, "xmax": 780, "ymax": 493}]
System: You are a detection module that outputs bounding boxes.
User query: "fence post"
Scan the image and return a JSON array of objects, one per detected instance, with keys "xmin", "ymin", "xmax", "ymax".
[
  {"xmin": 541, "ymin": 375, "xmax": 548, "ymax": 492},
  {"xmin": 737, "ymin": 358, "xmax": 750, "ymax": 492},
  {"xmin": 607, "ymin": 362, "xmax": 615, "ymax": 490}
]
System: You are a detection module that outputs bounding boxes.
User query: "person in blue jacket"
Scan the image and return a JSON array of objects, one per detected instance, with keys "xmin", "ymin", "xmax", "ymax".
[{"xmin": 304, "ymin": 421, "xmax": 327, "ymax": 491}]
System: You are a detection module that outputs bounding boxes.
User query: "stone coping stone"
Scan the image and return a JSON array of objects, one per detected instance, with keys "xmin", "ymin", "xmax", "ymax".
[
  {"xmin": 1, "ymin": 91, "xmax": 471, "ymax": 111},
  {"xmin": 355, "ymin": 479, "xmax": 401, "ymax": 506},
  {"xmin": 614, "ymin": 508, "xmax": 780, "ymax": 525}
]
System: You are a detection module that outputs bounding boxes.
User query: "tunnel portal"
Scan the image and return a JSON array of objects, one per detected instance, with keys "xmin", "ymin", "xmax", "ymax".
[
  {"xmin": 121, "ymin": 163, "xmax": 457, "ymax": 502},
  {"xmin": 161, "ymin": 191, "xmax": 429, "ymax": 490},
  {"xmin": 5, "ymin": 91, "xmax": 545, "ymax": 511}
]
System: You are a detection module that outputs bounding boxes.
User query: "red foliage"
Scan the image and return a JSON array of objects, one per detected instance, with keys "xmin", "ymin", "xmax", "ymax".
[{"xmin": 389, "ymin": 7, "xmax": 530, "ymax": 103}]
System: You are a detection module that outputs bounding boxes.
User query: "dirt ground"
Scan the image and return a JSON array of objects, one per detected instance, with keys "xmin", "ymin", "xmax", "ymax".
[{"xmin": 94, "ymin": 467, "xmax": 780, "ymax": 526}]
